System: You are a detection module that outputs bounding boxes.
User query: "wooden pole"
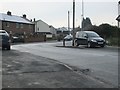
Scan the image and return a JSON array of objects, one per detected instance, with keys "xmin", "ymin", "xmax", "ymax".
[{"xmin": 72, "ymin": 0, "xmax": 75, "ymax": 46}]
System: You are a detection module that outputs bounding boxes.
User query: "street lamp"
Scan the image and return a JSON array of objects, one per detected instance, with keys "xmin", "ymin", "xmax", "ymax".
[
  {"xmin": 68, "ymin": 11, "xmax": 70, "ymax": 31},
  {"xmin": 81, "ymin": 0, "xmax": 84, "ymax": 31}
]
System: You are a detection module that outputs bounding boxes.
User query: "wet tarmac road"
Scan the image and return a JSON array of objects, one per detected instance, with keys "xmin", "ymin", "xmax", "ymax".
[
  {"xmin": 12, "ymin": 41, "xmax": 119, "ymax": 88},
  {"xmin": 1, "ymin": 41, "xmax": 119, "ymax": 88},
  {"xmin": 1, "ymin": 49, "xmax": 115, "ymax": 88}
]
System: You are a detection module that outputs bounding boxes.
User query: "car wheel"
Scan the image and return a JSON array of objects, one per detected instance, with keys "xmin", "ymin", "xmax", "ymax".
[
  {"xmin": 101, "ymin": 45, "xmax": 105, "ymax": 48},
  {"xmin": 75, "ymin": 41, "xmax": 79, "ymax": 47},
  {"xmin": 87, "ymin": 42, "xmax": 91, "ymax": 48}
]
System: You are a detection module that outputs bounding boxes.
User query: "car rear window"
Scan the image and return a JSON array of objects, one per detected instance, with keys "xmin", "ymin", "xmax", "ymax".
[
  {"xmin": 0, "ymin": 31, "xmax": 6, "ymax": 34},
  {"xmin": 0, "ymin": 31, "xmax": 9, "ymax": 36}
]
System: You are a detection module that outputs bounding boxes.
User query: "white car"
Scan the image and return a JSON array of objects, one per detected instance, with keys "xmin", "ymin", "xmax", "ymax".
[{"xmin": 64, "ymin": 34, "xmax": 73, "ymax": 41}]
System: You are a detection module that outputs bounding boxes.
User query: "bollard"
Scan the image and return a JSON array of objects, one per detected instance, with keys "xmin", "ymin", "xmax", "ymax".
[{"xmin": 63, "ymin": 39, "xmax": 65, "ymax": 46}]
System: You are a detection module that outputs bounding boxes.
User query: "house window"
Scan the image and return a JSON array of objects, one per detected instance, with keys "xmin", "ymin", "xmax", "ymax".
[
  {"xmin": 37, "ymin": 28, "xmax": 39, "ymax": 31},
  {"xmin": 6, "ymin": 22, "xmax": 10, "ymax": 27},
  {"xmin": 20, "ymin": 24, "xmax": 23, "ymax": 28},
  {"xmin": 29, "ymin": 25, "xmax": 31, "ymax": 29},
  {"xmin": 16, "ymin": 23, "xmax": 19, "ymax": 28}
]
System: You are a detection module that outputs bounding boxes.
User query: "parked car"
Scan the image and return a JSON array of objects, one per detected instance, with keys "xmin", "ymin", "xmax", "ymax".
[
  {"xmin": 12, "ymin": 35, "xmax": 24, "ymax": 43},
  {"xmin": 64, "ymin": 34, "xmax": 73, "ymax": 41},
  {"xmin": 12, "ymin": 33, "xmax": 24, "ymax": 43},
  {"xmin": 75, "ymin": 31, "xmax": 106, "ymax": 48},
  {"xmin": 0, "ymin": 30, "xmax": 11, "ymax": 50}
]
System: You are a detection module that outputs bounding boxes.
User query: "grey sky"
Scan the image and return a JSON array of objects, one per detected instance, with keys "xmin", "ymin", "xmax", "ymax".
[{"xmin": 0, "ymin": 0, "xmax": 118, "ymax": 28}]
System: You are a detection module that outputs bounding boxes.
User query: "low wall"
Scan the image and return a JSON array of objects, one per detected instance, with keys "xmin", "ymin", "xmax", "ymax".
[{"xmin": 24, "ymin": 34, "xmax": 46, "ymax": 43}]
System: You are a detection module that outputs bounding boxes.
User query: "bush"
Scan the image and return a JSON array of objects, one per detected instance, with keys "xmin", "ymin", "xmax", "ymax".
[
  {"xmin": 107, "ymin": 37, "xmax": 119, "ymax": 47},
  {"xmin": 87, "ymin": 24, "xmax": 120, "ymax": 46}
]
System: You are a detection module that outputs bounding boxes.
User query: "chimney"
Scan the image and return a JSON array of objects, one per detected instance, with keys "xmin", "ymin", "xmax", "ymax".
[
  {"xmin": 34, "ymin": 18, "xmax": 35, "ymax": 22},
  {"xmin": 23, "ymin": 14, "xmax": 26, "ymax": 18},
  {"xmin": 7, "ymin": 11, "xmax": 11, "ymax": 15}
]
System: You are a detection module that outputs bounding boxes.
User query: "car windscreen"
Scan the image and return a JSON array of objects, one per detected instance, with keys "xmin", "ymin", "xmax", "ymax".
[{"xmin": 87, "ymin": 32, "xmax": 99, "ymax": 37}]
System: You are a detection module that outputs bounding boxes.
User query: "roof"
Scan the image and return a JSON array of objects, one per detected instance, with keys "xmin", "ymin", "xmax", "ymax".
[
  {"xmin": 84, "ymin": 31, "xmax": 96, "ymax": 33},
  {"xmin": 77, "ymin": 31, "xmax": 96, "ymax": 34},
  {"xmin": 58, "ymin": 27, "xmax": 69, "ymax": 31},
  {"xmin": 0, "ymin": 13, "xmax": 33, "ymax": 24},
  {"xmin": 35, "ymin": 19, "xmax": 49, "ymax": 26}
]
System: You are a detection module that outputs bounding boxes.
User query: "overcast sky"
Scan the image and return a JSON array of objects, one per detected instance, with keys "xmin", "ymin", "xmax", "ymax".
[{"xmin": 0, "ymin": 0, "xmax": 119, "ymax": 28}]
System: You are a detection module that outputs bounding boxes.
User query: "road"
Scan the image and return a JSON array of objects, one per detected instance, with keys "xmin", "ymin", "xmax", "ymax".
[
  {"xmin": 12, "ymin": 41, "xmax": 118, "ymax": 88},
  {"xmin": 2, "ymin": 49, "xmax": 114, "ymax": 88}
]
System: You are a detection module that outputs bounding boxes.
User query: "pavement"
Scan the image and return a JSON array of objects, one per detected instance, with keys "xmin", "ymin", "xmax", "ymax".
[{"xmin": 1, "ymin": 49, "xmax": 117, "ymax": 89}]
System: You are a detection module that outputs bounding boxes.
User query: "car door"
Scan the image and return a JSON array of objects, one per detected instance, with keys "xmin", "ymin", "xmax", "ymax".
[
  {"xmin": 75, "ymin": 31, "xmax": 83, "ymax": 45},
  {"xmin": 81, "ymin": 33, "xmax": 88, "ymax": 45}
]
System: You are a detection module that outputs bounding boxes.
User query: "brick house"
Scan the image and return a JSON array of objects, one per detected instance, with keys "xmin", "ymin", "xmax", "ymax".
[{"xmin": 0, "ymin": 11, "xmax": 35, "ymax": 35}]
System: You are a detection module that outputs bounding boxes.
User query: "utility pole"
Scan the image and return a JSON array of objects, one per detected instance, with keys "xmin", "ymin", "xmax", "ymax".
[
  {"xmin": 68, "ymin": 11, "xmax": 70, "ymax": 32},
  {"xmin": 72, "ymin": 0, "xmax": 75, "ymax": 46},
  {"xmin": 81, "ymin": 0, "xmax": 84, "ymax": 31},
  {"xmin": 118, "ymin": 1, "xmax": 120, "ymax": 15},
  {"xmin": 118, "ymin": 1, "xmax": 120, "ymax": 28}
]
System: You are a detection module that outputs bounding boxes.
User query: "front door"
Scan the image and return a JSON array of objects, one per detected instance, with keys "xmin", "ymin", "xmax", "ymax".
[{"xmin": 82, "ymin": 33, "xmax": 88, "ymax": 45}]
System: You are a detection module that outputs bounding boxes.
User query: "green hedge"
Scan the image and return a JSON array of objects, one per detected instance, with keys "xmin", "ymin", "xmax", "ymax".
[{"xmin": 87, "ymin": 24, "xmax": 120, "ymax": 46}]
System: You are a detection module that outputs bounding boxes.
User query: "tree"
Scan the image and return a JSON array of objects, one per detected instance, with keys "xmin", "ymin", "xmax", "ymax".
[{"xmin": 82, "ymin": 17, "xmax": 92, "ymax": 30}]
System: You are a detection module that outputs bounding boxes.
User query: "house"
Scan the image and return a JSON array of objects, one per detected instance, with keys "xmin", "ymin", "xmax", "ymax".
[
  {"xmin": 34, "ymin": 19, "xmax": 56, "ymax": 38},
  {"xmin": 58, "ymin": 27, "xmax": 70, "ymax": 35},
  {"xmin": 49, "ymin": 25, "xmax": 57, "ymax": 36},
  {"xmin": 0, "ymin": 11, "xmax": 35, "ymax": 36}
]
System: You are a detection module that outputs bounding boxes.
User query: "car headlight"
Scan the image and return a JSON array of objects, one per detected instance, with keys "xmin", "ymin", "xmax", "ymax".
[{"xmin": 91, "ymin": 40, "xmax": 97, "ymax": 42}]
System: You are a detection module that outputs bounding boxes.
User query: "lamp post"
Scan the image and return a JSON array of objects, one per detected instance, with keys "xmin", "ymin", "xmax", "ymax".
[
  {"xmin": 81, "ymin": 0, "xmax": 84, "ymax": 31},
  {"xmin": 72, "ymin": 0, "xmax": 75, "ymax": 46},
  {"xmin": 68, "ymin": 11, "xmax": 70, "ymax": 31}
]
